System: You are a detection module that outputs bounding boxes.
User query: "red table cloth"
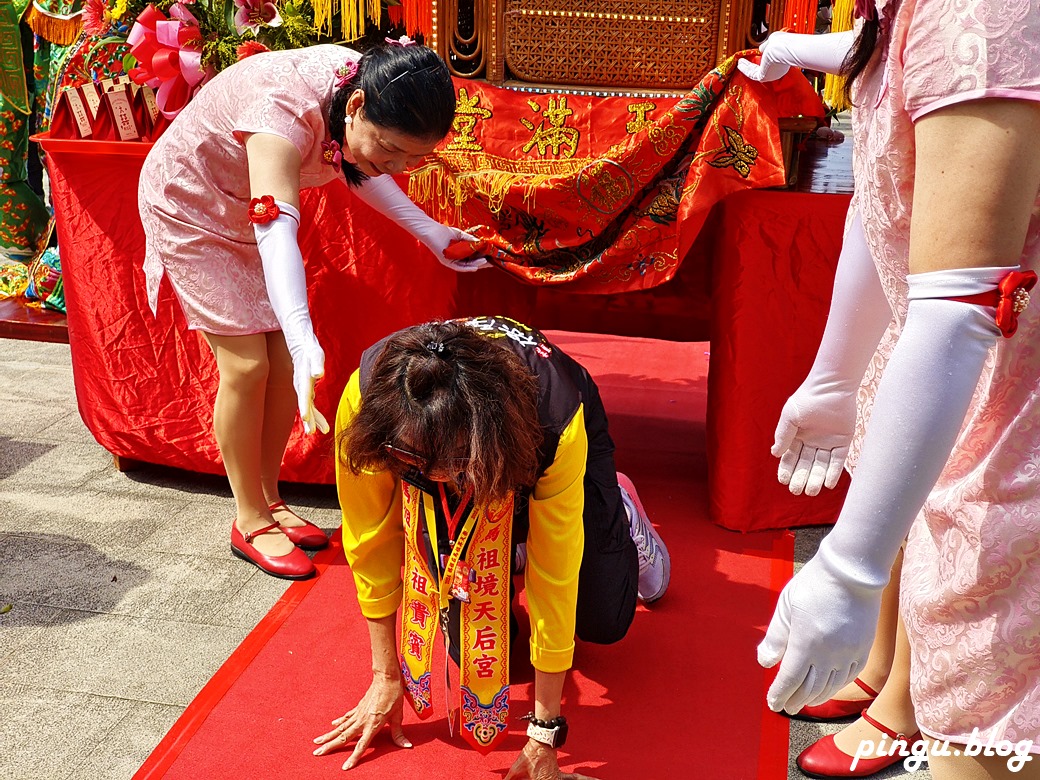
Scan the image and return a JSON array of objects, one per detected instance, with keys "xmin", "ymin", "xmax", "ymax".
[{"xmin": 708, "ymin": 188, "xmax": 853, "ymax": 531}]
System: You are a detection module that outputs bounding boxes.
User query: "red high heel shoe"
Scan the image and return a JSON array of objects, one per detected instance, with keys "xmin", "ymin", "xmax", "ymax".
[
  {"xmin": 792, "ymin": 677, "xmax": 879, "ymax": 721},
  {"xmin": 268, "ymin": 501, "xmax": 328, "ymax": 550},
  {"xmin": 796, "ymin": 710, "xmax": 923, "ymax": 778},
  {"xmin": 231, "ymin": 521, "xmax": 315, "ymax": 580}
]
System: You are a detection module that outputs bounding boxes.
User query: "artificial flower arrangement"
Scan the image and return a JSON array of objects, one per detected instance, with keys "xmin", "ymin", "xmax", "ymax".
[{"xmin": 81, "ymin": 0, "xmax": 318, "ymax": 119}]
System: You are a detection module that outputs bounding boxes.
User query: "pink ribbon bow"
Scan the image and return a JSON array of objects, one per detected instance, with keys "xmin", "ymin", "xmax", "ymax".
[
  {"xmin": 334, "ymin": 60, "xmax": 359, "ymax": 89},
  {"xmin": 127, "ymin": 4, "xmax": 208, "ymax": 120}
]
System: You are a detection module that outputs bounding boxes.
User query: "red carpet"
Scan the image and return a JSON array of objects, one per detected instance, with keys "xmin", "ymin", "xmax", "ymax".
[{"xmin": 135, "ymin": 334, "xmax": 792, "ymax": 780}]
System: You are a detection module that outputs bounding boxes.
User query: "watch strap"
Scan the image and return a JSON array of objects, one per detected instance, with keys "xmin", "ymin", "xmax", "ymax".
[{"xmin": 526, "ymin": 721, "xmax": 562, "ymax": 748}]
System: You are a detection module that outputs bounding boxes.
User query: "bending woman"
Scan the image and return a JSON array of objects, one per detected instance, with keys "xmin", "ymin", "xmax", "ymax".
[{"xmin": 139, "ymin": 43, "xmax": 483, "ymax": 581}]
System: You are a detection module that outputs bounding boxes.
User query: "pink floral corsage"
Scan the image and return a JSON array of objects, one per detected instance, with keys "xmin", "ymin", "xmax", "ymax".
[
  {"xmin": 334, "ymin": 60, "xmax": 359, "ymax": 89},
  {"xmin": 247, "ymin": 196, "xmax": 280, "ymax": 224},
  {"xmin": 385, "ymin": 35, "xmax": 416, "ymax": 47},
  {"xmin": 321, "ymin": 140, "xmax": 343, "ymax": 172}
]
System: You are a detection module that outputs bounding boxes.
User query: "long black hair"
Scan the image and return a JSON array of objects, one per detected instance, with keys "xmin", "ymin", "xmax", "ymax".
[
  {"xmin": 841, "ymin": 18, "xmax": 881, "ymax": 106},
  {"xmin": 329, "ymin": 44, "xmax": 456, "ymax": 187}
]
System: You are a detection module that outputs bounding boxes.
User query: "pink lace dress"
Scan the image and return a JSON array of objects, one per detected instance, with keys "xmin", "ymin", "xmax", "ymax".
[
  {"xmin": 138, "ymin": 45, "xmax": 360, "ymax": 335},
  {"xmin": 846, "ymin": 0, "xmax": 1040, "ymax": 748}
]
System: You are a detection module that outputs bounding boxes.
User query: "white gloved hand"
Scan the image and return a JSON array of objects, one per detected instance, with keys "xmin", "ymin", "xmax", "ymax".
[
  {"xmin": 761, "ymin": 265, "xmax": 1011, "ymax": 714},
  {"xmin": 759, "ymin": 541, "xmax": 879, "ymax": 714},
  {"xmin": 737, "ymin": 30, "xmax": 856, "ymax": 83},
  {"xmin": 254, "ymin": 201, "xmax": 330, "ymax": 435},
  {"xmin": 773, "ymin": 213, "xmax": 892, "ymax": 495},
  {"xmin": 354, "ymin": 174, "xmax": 490, "ymax": 272}
]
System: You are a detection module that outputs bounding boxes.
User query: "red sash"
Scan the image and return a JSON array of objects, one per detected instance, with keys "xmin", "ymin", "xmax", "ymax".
[{"xmin": 399, "ymin": 481, "xmax": 514, "ymax": 753}]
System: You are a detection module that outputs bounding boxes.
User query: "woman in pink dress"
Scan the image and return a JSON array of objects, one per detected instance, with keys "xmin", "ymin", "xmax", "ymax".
[
  {"xmin": 753, "ymin": 1, "xmax": 1040, "ymax": 777},
  {"xmin": 139, "ymin": 42, "xmax": 484, "ymax": 581}
]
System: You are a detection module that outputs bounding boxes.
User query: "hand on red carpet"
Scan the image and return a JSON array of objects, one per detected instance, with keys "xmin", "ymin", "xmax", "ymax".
[
  {"xmin": 312, "ymin": 674, "xmax": 411, "ymax": 770},
  {"xmin": 503, "ymin": 739, "xmax": 599, "ymax": 780}
]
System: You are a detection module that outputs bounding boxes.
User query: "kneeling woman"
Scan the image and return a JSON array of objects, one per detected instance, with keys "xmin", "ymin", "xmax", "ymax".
[{"xmin": 313, "ymin": 316, "xmax": 670, "ymax": 776}]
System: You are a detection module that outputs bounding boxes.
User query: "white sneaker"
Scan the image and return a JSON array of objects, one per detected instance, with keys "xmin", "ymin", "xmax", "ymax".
[{"xmin": 616, "ymin": 472, "xmax": 670, "ymax": 603}]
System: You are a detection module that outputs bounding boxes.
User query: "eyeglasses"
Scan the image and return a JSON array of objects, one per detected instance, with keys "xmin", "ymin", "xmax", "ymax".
[{"xmin": 382, "ymin": 442, "xmax": 470, "ymax": 473}]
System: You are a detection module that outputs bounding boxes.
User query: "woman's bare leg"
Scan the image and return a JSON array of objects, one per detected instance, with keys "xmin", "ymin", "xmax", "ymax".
[
  {"xmin": 258, "ymin": 330, "xmax": 308, "ymax": 528},
  {"xmin": 833, "ymin": 557, "xmax": 917, "ymax": 759},
  {"xmin": 202, "ymin": 331, "xmax": 293, "ymax": 556}
]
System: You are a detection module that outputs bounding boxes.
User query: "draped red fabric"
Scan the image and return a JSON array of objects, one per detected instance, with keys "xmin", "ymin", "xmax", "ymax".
[{"xmin": 411, "ymin": 56, "xmax": 825, "ymax": 293}]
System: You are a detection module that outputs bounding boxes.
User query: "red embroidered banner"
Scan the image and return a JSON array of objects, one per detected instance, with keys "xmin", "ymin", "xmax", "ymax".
[{"xmin": 410, "ymin": 53, "xmax": 825, "ymax": 294}]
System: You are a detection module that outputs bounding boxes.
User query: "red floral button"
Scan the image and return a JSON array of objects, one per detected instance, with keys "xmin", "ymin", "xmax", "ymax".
[
  {"xmin": 247, "ymin": 195, "xmax": 280, "ymax": 225},
  {"xmin": 995, "ymin": 270, "xmax": 1037, "ymax": 338}
]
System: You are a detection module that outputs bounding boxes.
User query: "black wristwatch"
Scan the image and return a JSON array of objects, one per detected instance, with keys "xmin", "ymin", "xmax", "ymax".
[{"xmin": 521, "ymin": 712, "xmax": 568, "ymax": 748}]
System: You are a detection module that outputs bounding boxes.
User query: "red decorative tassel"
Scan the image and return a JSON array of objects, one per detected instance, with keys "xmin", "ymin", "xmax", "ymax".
[
  {"xmin": 781, "ymin": 0, "xmax": 817, "ymax": 34},
  {"xmin": 402, "ymin": 0, "xmax": 433, "ymax": 38}
]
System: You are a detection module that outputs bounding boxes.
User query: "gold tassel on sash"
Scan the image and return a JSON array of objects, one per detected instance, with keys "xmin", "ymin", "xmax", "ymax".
[
  {"xmin": 823, "ymin": 0, "xmax": 855, "ymax": 111},
  {"xmin": 25, "ymin": 2, "xmax": 83, "ymax": 46}
]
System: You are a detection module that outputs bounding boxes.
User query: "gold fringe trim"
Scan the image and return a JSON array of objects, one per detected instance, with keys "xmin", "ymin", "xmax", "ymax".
[
  {"xmin": 25, "ymin": 5, "xmax": 83, "ymax": 46},
  {"xmin": 408, "ymin": 163, "xmax": 562, "ymax": 225},
  {"xmin": 823, "ymin": 0, "xmax": 855, "ymax": 111},
  {"xmin": 341, "ymin": 0, "xmax": 363, "ymax": 42}
]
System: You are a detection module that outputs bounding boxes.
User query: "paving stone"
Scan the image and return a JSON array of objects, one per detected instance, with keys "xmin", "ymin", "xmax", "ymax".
[
  {"xmin": 0, "ymin": 602, "xmax": 64, "ymax": 664},
  {"xmin": 0, "ymin": 683, "xmax": 130, "ymax": 780},
  {"xmin": 212, "ymin": 568, "xmax": 294, "ymax": 629},
  {"xmin": 34, "ymin": 410, "xmax": 100, "ymax": 446},
  {"xmin": 0, "ymin": 439, "xmax": 112, "ymax": 490},
  {"xmin": 0, "ymin": 489, "xmax": 181, "ymax": 548},
  {"xmin": 67, "ymin": 700, "xmax": 184, "ymax": 780},
  {"xmin": 0, "ymin": 535, "xmax": 251, "ymax": 623},
  {"xmin": 0, "ymin": 610, "xmax": 249, "ymax": 706}
]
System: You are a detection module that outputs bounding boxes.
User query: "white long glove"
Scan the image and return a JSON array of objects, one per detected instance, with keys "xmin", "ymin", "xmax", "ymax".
[
  {"xmin": 761, "ymin": 266, "xmax": 1011, "ymax": 715},
  {"xmin": 737, "ymin": 30, "xmax": 856, "ymax": 82},
  {"xmin": 254, "ymin": 201, "xmax": 329, "ymax": 435},
  {"xmin": 354, "ymin": 174, "xmax": 489, "ymax": 272},
  {"xmin": 773, "ymin": 214, "xmax": 892, "ymax": 495}
]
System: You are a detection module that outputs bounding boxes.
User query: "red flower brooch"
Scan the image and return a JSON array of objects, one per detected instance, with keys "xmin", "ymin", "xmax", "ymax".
[
  {"xmin": 948, "ymin": 269, "xmax": 1037, "ymax": 337},
  {"xmin": 995, "ymin": 270, "xmax": 1037, "ymax": 338},
  {"xmin": 247, "ymin": 195, "xmax": 280, "ymax": 224},
  {"xmin": 321, "ymin": 140, "xmax": 343, "ymax": 172}
]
